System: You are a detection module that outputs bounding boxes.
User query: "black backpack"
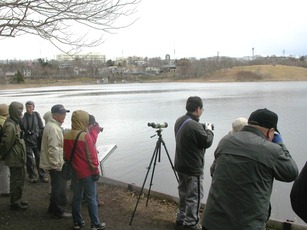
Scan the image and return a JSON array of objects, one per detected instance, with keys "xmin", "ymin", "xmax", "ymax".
[
  {"xmin": 0, "ymin": 125, "xmax": 3, "ymax": 142},
  {"xmin": 290, "ymin": 161, "xmax": 307, "ymax": 223}
]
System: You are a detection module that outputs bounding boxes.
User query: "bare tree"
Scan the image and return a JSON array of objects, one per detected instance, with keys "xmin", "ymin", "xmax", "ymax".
[{"xmin": 0, "ymin": 0, "xmax": 140, "ymax": 53}]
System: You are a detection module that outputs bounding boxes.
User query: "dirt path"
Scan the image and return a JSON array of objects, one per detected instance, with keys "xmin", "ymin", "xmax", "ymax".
[{"xmin": 0, "ymin": 179, "xmax": 178, "ymax": 230}]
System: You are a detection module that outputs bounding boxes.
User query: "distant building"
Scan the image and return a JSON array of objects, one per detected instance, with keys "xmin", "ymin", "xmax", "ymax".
[
  {"xmin": 56, "ymin": 53, "xmax": 106, "ymax": 63},
  {"xmin": 145, "ymin": 67, "xmax": 160, "ymax": 75}
]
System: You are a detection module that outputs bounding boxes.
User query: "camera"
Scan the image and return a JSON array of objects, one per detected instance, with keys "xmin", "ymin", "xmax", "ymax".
[
  {"xmin": 92, "ymin": 122, "xmax": 103, "ymax": 132},
  {"xmin": 202, "ymin": 122, "xmax": 215, "ymax": 131},
  {"xmin": 147, "ymin": 122, "xmax": 168, "ymax": 129}
]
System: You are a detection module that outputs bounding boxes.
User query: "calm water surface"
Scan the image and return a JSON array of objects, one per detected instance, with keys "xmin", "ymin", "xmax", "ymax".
[{"xmin": 1, "ymin": 82, "xmax": 307, "ymax": 225}]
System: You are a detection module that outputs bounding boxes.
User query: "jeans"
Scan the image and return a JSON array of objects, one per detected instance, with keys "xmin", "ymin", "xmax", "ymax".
[
  {"xmin": 72, "ymin": 173, "xmax": 100, "ymax": 225},
  {"xmin": 48, "ymin": 169, "xmax": 68, "ymax": 217}
]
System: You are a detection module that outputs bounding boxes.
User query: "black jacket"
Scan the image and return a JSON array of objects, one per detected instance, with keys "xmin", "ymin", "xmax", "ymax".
[
  {"xmin": 174, "ymin": 113, "xmax": 214, "ymax": 175},
  {"xmin": 20, "ymin": 111, "xmax": 44, "ymax": 147}
]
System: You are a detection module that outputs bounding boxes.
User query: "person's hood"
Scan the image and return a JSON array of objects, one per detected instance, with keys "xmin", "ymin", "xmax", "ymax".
[
  {"xmin": 71, "ymin": 110, "xmax": 89, "ymax": 132},
  {"xmin": 9, "ymin": 101, "xmax": 23, "ymax": 123},
  {"xmin": 43, "ymin": 111, "xmax": 52, "ymax": 124}
]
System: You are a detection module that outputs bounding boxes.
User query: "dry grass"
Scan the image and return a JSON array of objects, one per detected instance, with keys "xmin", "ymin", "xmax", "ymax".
[{"xmin": 204, "ymin": 65, "xmax": 307, "ymax": 82}]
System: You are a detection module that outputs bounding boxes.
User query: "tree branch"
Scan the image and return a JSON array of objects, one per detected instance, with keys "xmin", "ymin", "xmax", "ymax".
[{"xmin": 0, "ymin": 0, "xmax": 140, "ymax": 52}]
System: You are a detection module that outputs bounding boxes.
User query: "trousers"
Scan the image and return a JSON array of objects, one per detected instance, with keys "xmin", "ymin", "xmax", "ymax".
[
  {"xmin": 0, "ymin": 160, "xmax": 10, "ymax": 194},
  {"xmin": 9, "ymin": 167, "xmax": 25, "ymax": 204},
  {"xmin": 48, "ymin": 169, "xmax": 68, "ymax": 217},
  {"xmin": 176, "ymin": 172, "xmax": 204, "ymax": 226}
]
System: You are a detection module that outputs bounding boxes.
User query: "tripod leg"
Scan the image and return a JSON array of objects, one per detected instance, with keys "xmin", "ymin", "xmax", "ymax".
[
  {"xmin": 129, "ymin": 142, "xmax": 159, "ymax": 226},
  {"xmin": 161, "ymin": 139, "xmax": 179, "ymax": 183},
  {"xmin": 146, "ymin": 139, "xmax": 161, "ymax": 206}
]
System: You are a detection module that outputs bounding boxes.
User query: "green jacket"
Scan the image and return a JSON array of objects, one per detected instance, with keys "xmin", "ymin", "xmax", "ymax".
[
  {"xmin": 202, "ymin": 125, "xmax": 298, "ymax": 230},
  {"xmin": 0, "ymin": 102, "xmax": 26, "ymax": 167}
]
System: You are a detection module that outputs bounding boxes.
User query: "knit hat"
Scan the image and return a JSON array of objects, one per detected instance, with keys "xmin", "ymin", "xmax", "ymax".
[
  {"xmin": 0, "ymin": 104, "xmax": 8, "ymax": 117},
  {"xmin": 248, "ymin": 108, "xmax": 279, "ymax": 132},
  {"xmin": 186, "ymin": 96, "xmax": 203, "ymax": 112}
]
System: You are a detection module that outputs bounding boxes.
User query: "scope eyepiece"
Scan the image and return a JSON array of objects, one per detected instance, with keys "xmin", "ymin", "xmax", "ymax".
[{"xmin": 147, "ymin": 122, "xmax": 168, "ymax": 129}]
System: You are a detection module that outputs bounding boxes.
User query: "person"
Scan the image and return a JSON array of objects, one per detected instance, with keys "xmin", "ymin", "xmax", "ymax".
[
  {"xmin": 64, "ymin": 110, "xmax": 105, "ymax": 230},
  {"xmin": 69, "ymin": 114, "xmax": 105, "ymax": 207},
  {"xmin": 88, "ymin": 114, "xmax": 104, "ymax": 207},
  {"xmin": 174, "ymin": 96, "xmax": 214, "ymax": 229},
  {"xmin": 210, "ymin": 117, "xmax": 248, "ymax": 177},
  {"xmin": 42, "ymin": 111, "xmax": 53, "ymax": 195},
  {"xmin": 0, "ymin": 104, "xmax": 10, "ymax": 197},
  {"xmin": 40, "ymin": 104, "xmax": 72, "ymax": 219},
  {"xmin": 0, "ymin": 102, "xmax": 28, "ymax": 210},
  {"xmin": 201, "ymin": 108, "xmax": 299, "ymax": 230},
  {"xmin": 20, "ymin": 101, "xmax": 47, "ymax": 183},
  {"xmin": 229, "ymin": 117, "xmax": 248, "ymax": 134}
]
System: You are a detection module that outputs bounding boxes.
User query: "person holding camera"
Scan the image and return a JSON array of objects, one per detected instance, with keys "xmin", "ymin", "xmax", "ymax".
[
  {"xmin": 20, "ymin": 101, "xmax": 47, "ymax": 183},
  {"xmin": 201, "ymin": 108, "xmax": 298, "ymax": 230},
  {"xmin": 86, "ymin": 114, "xmax": 104, "ymax": 207},
  {"xmin": 174, "ymin": 96, "xmax": 214, "ymax": 230},
  {"xmin": 64, "ymin": 110, "xmax": 105, "ymax": 230}
]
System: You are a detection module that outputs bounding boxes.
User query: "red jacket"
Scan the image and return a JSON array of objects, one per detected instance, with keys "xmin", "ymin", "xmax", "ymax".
[{"xmin": 64, "ymin": 110, "xmax": 99, "ymax": 179}]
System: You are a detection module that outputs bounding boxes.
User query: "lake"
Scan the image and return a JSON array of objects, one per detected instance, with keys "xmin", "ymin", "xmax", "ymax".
[{"xmin": 1, "ymin": 81, "xmax": 307, "ymax": 225}]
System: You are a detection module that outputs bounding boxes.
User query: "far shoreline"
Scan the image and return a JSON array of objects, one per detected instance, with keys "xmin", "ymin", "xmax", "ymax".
[
  {"xmin": 1, "ymin": 78, "xmax": 306, "ymax": 91},
  {"xmin": 2, "ymin": 64, "xmax": 307, "ymax": 90}
]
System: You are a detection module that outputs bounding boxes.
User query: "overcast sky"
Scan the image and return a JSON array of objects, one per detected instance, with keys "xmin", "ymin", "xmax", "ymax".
[{"xmin": 0, "ymin": 0, "xmax": 306, "ymax": 60}]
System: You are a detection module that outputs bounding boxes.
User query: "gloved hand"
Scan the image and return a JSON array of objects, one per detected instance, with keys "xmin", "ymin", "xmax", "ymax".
[
  {"xmin": 205, "ymin": 122, "xmax": 214, "ymax": 131},
  {"xmin": 272, "ymin": 132, "xmax": 283, "ymax": 143},
  {"xmin": 92, "ymin": 174, "xmax": 100, "ymax": 181}
]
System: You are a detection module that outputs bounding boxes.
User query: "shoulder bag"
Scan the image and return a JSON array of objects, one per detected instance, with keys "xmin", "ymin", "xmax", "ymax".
[{"xmin": 61, "ymin": 131, "xmax": 82, "ymax": 180}]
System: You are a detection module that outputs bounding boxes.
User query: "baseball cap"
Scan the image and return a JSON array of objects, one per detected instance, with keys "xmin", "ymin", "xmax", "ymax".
[
  {"xmin": 51, "ymin": 104, "xmax": 70, "ymax": 114},
  {"xmin": 89, "ymin": 114, "xmax": 96, "ymax": 125},
  {"xmin": 248, "ymin": 108, "xmax": 279, "ymax": 132}
]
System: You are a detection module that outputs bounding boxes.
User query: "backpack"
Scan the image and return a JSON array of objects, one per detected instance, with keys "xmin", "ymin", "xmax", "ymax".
[
  {"xmin": 0, "ymin": 120, "xmax": 17, "ymax": 160},
  {"xmin": 0, "ymin": 125, "xmax": 3, "ymax": 143},
  {"xmin": 0, "ymin": 125, "xmax": 5, "ymax": 159},
  {"xmin": 290, "ymin": 161, "xmax": 307, "ymax": 223}
]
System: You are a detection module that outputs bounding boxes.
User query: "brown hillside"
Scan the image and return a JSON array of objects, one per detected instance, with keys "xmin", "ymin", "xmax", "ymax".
[{"xmin": 204, "ymin": 65, "xmax": 307, "ymax": 82}]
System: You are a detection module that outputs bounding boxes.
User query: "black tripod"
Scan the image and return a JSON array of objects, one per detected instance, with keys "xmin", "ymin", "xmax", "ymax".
[{"xmin": 129, "ymin": 128, "xmax": 179, "ymax": 225}]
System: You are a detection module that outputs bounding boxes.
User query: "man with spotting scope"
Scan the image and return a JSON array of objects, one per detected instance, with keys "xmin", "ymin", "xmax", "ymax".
[{"xmin": 174, "ymin": 96, "xmax": 214, "ymax": 229}]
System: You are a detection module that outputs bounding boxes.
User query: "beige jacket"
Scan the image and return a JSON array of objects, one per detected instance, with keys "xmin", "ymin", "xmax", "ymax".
[{"xmin": 39, "ymin": 117, "xmax": 64, "ymax": 171}]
